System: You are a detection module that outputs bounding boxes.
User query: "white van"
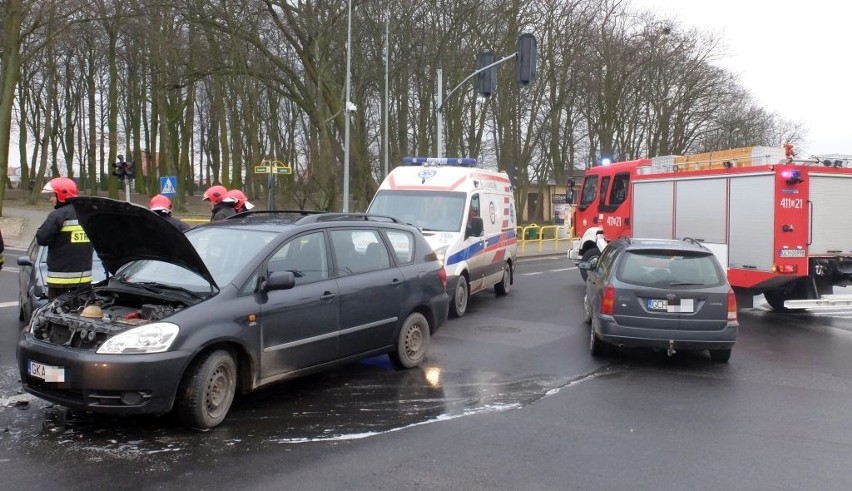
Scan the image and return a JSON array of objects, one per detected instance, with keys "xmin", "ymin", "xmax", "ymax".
[{"xmin": 367, "ymin": 157, "xmax": 518, "ymax": 317}]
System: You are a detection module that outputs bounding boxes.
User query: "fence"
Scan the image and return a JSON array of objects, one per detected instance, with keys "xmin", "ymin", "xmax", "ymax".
[{"xmin": 516, "ymin": 223, "xmax": 573, "ymax": 254}]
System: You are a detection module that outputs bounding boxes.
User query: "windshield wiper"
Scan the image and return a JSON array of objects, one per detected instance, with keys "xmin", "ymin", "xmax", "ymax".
[{"xmin": 123, "ymin": 280, "xmax": 204, "ymax": 299}]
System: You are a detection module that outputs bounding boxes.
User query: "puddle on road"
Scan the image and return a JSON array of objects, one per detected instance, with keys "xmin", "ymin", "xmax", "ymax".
[{"xmin": 0, "ymin": 360, "xmax": 608, "ymax": 465}]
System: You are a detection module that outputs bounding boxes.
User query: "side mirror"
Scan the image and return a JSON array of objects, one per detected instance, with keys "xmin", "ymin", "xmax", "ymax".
[
  {"xmin": 466, "ymin": 217, "xmax": 484, "ymax": 238},
  {"xmin": 578, "ymin": 257, "xmax": 598, "ymax": 271},
  {"xmin": 17, "ymin": 256, "xmax": 33, "ymax": 267},
  {"xmin": 262, "ymin": 271, "xmax": 296, "ymax": 292}
]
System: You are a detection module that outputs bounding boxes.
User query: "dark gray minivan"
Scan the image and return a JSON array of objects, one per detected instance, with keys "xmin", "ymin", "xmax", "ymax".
[{"xmin": 580, "ymin": 237, "xmax": 738, "ymax": 362}]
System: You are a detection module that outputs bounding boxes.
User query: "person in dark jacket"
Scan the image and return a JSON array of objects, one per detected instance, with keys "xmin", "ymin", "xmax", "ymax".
[
  {"xmin": 202, "ymin": 185, "xmax": 236, "ymax": 221},
  {"xmin": 149, "ymin": 194, "xmax": 190, "ymax": 231},
  {"xmin": 36, "ymin": 177, "xmax": 94, "ymax": 299}
]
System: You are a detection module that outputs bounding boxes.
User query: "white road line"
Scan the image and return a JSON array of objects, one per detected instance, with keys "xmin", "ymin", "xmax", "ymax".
[{"xmin": 0, "ymin": 301, "xmax": 19, "ymax": 308}]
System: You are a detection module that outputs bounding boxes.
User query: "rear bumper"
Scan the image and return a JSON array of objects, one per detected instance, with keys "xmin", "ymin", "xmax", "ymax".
[{"xmin": 594, "ymin": 315, "xmax": 737, "ymax": 350}]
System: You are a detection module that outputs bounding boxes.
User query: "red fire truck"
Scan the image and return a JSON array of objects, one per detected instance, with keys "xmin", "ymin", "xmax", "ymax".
[{"xmin": 567, "ymin": 145, "xmax": 852, "ymax": 311}]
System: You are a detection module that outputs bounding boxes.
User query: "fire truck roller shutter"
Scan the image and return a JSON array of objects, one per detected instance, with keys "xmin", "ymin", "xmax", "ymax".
[
  {"xmin": 729, "ymin": 175, "xmax": 774, "ymax": 271},
  {"xmin": 632, "ymin": 181, "xmax": 674, "ymax": 239}
]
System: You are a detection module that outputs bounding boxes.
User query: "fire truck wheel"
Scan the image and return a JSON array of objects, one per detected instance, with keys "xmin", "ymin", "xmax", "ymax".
[
  {"xmin": 450, "ymin": 276, "xmax": 469, "ymax": 318},
  {"xmin": 579, "ymin": 247, "xmax": 601, "ymax": 282},
  {"xmin": 709, "ymin": 349, "xmax": 732, "ymax": 363},
  {"xmin": 763, "ymin": 290, "xmax": 790, "ymax": 312},
  {"xmin": 494, "ymin": 262, "xmax": 512, "ymax": 296}
]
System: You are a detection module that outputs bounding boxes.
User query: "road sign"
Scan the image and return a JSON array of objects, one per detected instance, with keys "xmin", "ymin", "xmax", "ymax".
[
  {"xmin": 254, "ymin": 166, "xmax": 270, "ymax": 173},
  {"xmin": 160, "ymin": 176, "xmax": 177, "ymax": 196},
  {"xmin": 273, "ymin": 166, "xmax": 292, "ymax": 174}
]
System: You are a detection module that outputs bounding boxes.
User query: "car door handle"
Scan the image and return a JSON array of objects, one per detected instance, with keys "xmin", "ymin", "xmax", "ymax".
[
  {"xmin": 320, "ymin": 292, "xmax": 336, "ymax": 301},
  {"xmin": 391, "ymin": 278, "xmax": 402, "ymax": 286}
]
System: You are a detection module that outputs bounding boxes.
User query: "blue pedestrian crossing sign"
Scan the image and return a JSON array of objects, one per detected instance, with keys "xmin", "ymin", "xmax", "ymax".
[{"xmin": 160, "ymin": 176, "xmax": 177, "ymax": 197}]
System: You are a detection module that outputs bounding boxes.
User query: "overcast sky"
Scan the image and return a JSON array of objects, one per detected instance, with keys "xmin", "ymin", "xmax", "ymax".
[{"xmin": 631, "ymin": 0, "xmax": 849, "ymax": 157}]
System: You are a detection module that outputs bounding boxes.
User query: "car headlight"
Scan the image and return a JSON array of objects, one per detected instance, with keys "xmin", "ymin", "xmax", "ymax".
[
  {"xmin": 96, "ymin": 322, "xmax": 180, "ymax": 354},
  {"xmin": 433, "ymin": 245, "xmax": 449, "ymax": 266}
]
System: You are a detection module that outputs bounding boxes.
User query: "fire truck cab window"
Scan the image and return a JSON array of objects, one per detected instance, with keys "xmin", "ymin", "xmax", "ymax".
[
  {"xmin": 598, "ymin": 176, "xmax": 611, "ymax": 206},
  {"xmin": 579, "ymin": 175, "xmax": 598, "ymax": 209},
  {"xmin": 609, "ymin": 173, "xmax": 629, "ymax": 206}
]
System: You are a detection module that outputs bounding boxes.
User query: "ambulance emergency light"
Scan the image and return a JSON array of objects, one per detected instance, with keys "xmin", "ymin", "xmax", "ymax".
[{"xmin": 402, "ymin": 157, "xmax": 477, "ymax": 167}]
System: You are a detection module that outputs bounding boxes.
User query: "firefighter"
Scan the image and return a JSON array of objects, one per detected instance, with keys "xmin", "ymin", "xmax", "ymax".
[
  {"xmin": 149, "ymin": 194, "xmax": 190, "ymax": 232},
  {"xmin": 36, "ymin": 177, "xmax": 94, "ymax": 299},
  {"xmin": 226, "ymin": 189, "xmax": 255, "ymax": 214},
  {"xmin": 202, "ymin": 185, "xmax": 236, "ymax": 221}
]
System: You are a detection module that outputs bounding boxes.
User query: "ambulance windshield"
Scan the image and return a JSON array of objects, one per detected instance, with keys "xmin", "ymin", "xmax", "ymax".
[{"xmin": 369, "ymin": 190, "xmax": 467, "ymax": 232}]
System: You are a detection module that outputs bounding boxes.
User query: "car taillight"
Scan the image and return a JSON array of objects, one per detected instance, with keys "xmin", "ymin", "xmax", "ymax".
[
  {"xmin": 601, "ymin": 284, "xmax": 615, "ymax": 315},
  {"xmin": 727, "ymin": 288, "xmax": 737, "ymax": 322},
  {"xmin": 439, "ymin": 267, "xmax": 447, "ymax": 289}
]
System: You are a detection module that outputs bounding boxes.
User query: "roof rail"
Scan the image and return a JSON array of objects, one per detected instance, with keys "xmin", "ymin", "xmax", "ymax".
[
  {"xmin": 681, "ymin": 237, "xmax": 709, "ymax": 249},
  {"xmin": 225, "ymin": 209, "xmax": 323, "ymax": 219},
  {"xmin": 299, "ymin": 212, "xmax": 402, "ymax": 224}
]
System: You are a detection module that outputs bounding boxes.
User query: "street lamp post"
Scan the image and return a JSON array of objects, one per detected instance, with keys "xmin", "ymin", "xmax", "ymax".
[{"xmin": 343, "ymin": 0, "xmax": 352, "ymax": 212}]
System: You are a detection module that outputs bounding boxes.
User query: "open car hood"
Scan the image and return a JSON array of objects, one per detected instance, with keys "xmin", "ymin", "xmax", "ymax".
[{"xmin": 70, "ymin": 197, "xmax": 217, "ymax": 288}]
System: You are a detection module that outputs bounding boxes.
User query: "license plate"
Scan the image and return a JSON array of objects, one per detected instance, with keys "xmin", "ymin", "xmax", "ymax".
[
  {"xmin": 646, "ymin": 298, "xmax": 694, "ymax": 313},
  {"xmin": 647, "ymin": 299, "xmax": 668, "ymax": 310},
  {"xmin": 28, "ymin": 360, "xmax": 65, "ymax": 383},
  {"xmin": 779, "ymin": 248, "xmax": 805, "ymax": 258}
]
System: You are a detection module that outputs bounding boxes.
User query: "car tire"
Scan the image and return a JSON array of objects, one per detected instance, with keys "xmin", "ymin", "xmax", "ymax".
[
  {"xmin": 390, "ymin": 312, "xmax": 430, "ymax": 369},
  {"xmin": 589, "ymin": 327, "xmax": 605, "ymax": 357},
  {"xmin": 18, "ymin": 301, "xmax": 25, "ymax": 322},
  {"xmin": 709, "ymin": 349, "xmax": 732, "ymax": 363},
  {"xmin": 177, "ymin": 349, "xmax": 237, "ymax": 430},
  {"xmin": 583, "ymin": 292, "xmax": 593, "ymax": 324},
  {"xmin": 579, "ymin": 247, "xmax": 601, "ymax": 282},
  {"xmin": 494, "ymin": 262, "xmax": 512, "ymax": 296},
  {"xmin": 450, "ymin": 276, "xmax": 469, "ymax": 318}
]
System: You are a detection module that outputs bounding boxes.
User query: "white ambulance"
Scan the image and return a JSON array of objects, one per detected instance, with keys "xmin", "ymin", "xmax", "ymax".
[{"xmin": 367, "ymin": 157, "xmax": 518, "ymax": 317}]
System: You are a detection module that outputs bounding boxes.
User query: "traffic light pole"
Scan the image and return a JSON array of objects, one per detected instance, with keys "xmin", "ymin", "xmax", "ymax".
[
  {"xmin": 124, "ymin": 178, "xmax": 131, "ymax": 202},
  {"xmin": 434, "ymin": 52, "xmax": 521, "ymax": 158}
]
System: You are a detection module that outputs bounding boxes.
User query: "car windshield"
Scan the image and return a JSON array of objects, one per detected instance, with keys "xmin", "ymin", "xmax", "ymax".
[
  {"xmin": 369, "ymin": 190, "xmax": 467, "ymax": 232},
  {"xmin": 115, "ymin": 227, "xmax": 279, "ymax": 290},
  {"xmin": 617, "ymin": 250, "xmax": 724, "ymax": 287}
]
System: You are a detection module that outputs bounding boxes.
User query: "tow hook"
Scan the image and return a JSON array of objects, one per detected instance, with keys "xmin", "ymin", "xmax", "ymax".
[{"xmin": 667, "ymin": 340, "xmax": 676, "ymax": 357}]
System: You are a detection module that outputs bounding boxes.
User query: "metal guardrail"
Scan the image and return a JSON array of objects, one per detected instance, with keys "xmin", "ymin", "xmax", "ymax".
[{"xmin": 516, "ymin": 224, "xmax": 573, "ymax": 253}]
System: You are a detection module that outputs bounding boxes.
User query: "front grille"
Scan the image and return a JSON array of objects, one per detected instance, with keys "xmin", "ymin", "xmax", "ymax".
[{"xmin": 32, "ymin": 321, "xmax": 106, "ymax": 350}]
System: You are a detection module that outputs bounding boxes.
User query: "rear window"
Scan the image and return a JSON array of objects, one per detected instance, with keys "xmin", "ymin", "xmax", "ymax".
[{"xmin": 616, "ymin": 250, "xmax": 724, "ymax": 288}]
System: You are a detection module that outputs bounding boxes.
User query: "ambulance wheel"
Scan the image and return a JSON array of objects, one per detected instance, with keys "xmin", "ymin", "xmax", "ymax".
[
  {"xmin": 494, "ymin": 262, "xmax": 512, "ymax": 296},
  {"xmin": 579, "ymin": 247, "xmax": 601, "ymax": 282},
  {"xmin": 450, "ymin": 276, "xmax": 470, "ymax": 318}
]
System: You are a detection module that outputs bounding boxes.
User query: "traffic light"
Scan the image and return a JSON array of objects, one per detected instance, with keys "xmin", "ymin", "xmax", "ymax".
[
  {"xmin": 476, "ymin": 51, "xmax": 496, "ymax": 97},
  {"xmin": 125, "ymin": 161, "xmax": 135, "ymax": 179},
  {"xmin": 112, "ymin": 156, "xmax": 126, "ymax": 179},
  {"xmin": 516, "ymin": 33, "xmax": 537, "ymax": 86}
]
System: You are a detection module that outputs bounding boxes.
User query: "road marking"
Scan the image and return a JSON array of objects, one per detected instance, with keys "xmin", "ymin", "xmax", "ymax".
[
  {"xmin": 520, "ymin": 266, "xmax": 575, "ymax": 276},
  {"xmin": 0, "ymin": 301, "xmax": 18, "ymax": 308}
]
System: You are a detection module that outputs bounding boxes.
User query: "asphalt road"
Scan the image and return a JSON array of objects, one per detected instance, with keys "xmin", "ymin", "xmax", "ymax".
[{"xmin": 1, "ymin": 251, "xmax": 852, "ymax": 490}]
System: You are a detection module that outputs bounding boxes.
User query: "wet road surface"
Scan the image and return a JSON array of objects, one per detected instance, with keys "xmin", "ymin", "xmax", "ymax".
[{"xmin": 2, "ymin": 253, "xmax": 852, "ymax": 489}]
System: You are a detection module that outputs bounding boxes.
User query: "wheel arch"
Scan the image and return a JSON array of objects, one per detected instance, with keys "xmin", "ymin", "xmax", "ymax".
[{"xmin": 182, "ymin": 342, "xmax": 254, "ymax": 395}]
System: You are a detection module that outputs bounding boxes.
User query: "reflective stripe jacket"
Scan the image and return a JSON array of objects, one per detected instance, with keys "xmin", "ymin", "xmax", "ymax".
[{"xmin": 35, "ymin": 202, "xmax": 94, "ymax": 286}]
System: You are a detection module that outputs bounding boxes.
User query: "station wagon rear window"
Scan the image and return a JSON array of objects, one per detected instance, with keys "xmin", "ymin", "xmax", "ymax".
[{"xmin": 617, "ymin": 251, "xmax": 724, "ymax": 288}]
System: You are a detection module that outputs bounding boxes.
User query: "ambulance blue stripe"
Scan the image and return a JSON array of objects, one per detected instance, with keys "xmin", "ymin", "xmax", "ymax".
[{"xmin": 445, "ymin": 230, "xmax": 516, "ymax": 266}]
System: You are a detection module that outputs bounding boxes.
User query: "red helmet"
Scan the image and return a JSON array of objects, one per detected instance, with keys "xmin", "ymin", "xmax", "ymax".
[
  {"xmin": 202, "ymin": 185, "xmax": 228, "ymax": 204},
  {"xmin": 41, "ymin": 177, "xmax": 78, "ymax": 203},
  {"xmin": 226, "ymin": 189, "xmax": 255, "ymax": 211},
  {"xmin": 149, "ymin": 194, "xmax": 172, "ymax": 213}
]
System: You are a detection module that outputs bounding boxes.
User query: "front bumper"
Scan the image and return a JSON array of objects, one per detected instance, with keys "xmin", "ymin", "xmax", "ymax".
[
  {"xmin": 567, "ymin": 239, "xmax": 581, "ymax": 261},
  {"xmin": 594, "ymin": 315, "xmax": 737, "ymax": 351},
  {"xmin": 17, "ymin": 335, "xmax": 192, "ymax": 415}
]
